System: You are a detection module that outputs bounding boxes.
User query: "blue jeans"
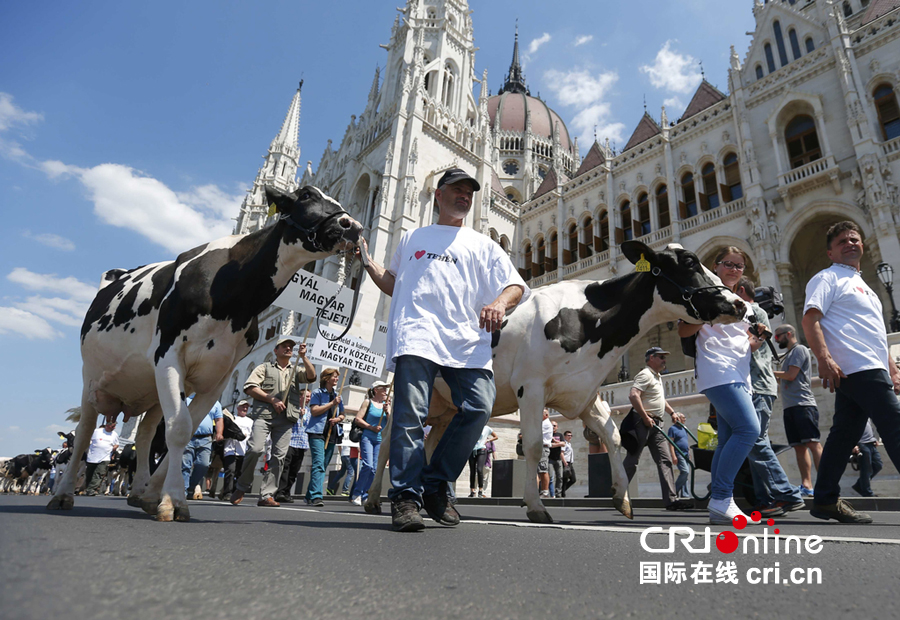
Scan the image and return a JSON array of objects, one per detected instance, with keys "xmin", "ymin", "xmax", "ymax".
[
  {"xmin": 816, "ymin": 369, "xmax": 900, "ymax": 505},
  {"xmin": 856, "ymin": 442, "xmax": 882, "ymax": 495},
  {"xmin": 749, "ymin": 394, "xmax": 802, "ymax": 505},
  {"xmin": 351, "ymin": 435, "xmax": 381, "ymax": 501},
  {"xmin": 674, "ymin": 450, "xmax": 690, "ymax": 498},
  {"xmin": 703, "ymin": 383, "xmax": 760, "ymax": 501},
  {"xmin": 182, "ymin": 437, "xmax": 212, "ymax": 492},
  {"xmin": 305, "ymin": 435, "xmax": 336, "ymax": 502},
  {"xmin": 388, "ymin": 355, "xmax": 495, "ymax": 506},
  {"xmin": 328, "ymin": 455, "xmax": 357, "ymax": 494}
]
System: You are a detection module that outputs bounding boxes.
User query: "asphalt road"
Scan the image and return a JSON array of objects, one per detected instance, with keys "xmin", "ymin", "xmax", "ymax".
[{"xmin": 1, "ymin": 494, "xmax": 898, "ymax": 620}]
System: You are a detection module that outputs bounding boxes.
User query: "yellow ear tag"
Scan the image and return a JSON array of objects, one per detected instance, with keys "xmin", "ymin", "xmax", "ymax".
[
  {"xmin": 267, "ymin": 203, "xmax": 277, "ymax": 217},
  {"xmin": 635, "ymin": 253, "xmax": 651, "ymax": 272}
]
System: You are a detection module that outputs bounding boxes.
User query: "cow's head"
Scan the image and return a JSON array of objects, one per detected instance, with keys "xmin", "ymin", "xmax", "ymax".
[
  {"xmin": 266, "ymin": 186, "xmax": 363, "ymax": 254},
  {"xmin": 622, "ymin": 241, "xmax": 745, "ymax": 324},
  {"xmin": 35, "ymin": 448, "xmax": 54, "ymax": 470}
]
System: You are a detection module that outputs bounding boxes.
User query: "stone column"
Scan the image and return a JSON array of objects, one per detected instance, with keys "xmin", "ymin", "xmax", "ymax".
[{"xmin": 777, "ymin": 262, "xmax": 799, "ymax": 332}]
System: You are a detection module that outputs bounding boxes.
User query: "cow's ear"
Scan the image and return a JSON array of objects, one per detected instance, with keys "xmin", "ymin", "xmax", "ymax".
[
  {"xmin": 34, "ymin": 450, "xmax": 41, "ymax": 455},
  {"xmin": 265, "ymin": 187, "xmax": 295, "ymax": 215},
  {"xmin": 621, "ymin": 240, "xmax": 657, "ymax": 266},
  {"xmin": 57, "ymin": 432, "xmax": 67, "ymax": 440}
]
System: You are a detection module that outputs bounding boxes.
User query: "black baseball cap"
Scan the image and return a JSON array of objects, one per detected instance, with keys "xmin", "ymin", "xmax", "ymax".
[
  {"xmin": 437, "ymin": 168, "xmax": 481, "ymax": 192},
  {"xmin": 645, "ymin": 346, "xmax": 670, "ymax": 359}
]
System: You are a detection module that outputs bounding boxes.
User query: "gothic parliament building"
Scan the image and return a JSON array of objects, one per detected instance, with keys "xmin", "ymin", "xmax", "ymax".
[{"xmin": 222, "ymin": 0, "xmax": 900, "ymax": 407}]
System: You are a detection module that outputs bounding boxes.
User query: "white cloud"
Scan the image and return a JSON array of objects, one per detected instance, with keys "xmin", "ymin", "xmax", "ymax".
[
  {"xmin": 7, "ymin": 267, "xmax": 97, "ymax": 302},
  {"xmin": 543, "ymin": 68, "xmax": 627, "ymax": 146},
  {"xmin": 528, "ymin": 33, "xmax": 551, "ymax": 54},
  {"xmin": 45, "ymin": 424, "xmax": 70, "ymax": 434},
  {"xmin": 0, "ymin": 92, "xmax": 42, "ymax": 162},
  {"xmin": 22, "ymin": 230, "xmax": 76, "ymax": 251},
  {"xmin": 15, "ymin": 296, "xmax": 87, "ymax": 327},
  {"xmin": 663, "ymin": 96, "xmax": 687, "ymax": 116},
  {"xmin": 39, "ymin": 161, "xmax": 242, "ymax": 254},
  {"xmin": 640, "ymin": 40, "xmax": 702, "ymax": 94},
  {"xmin": 0, "ymin": 307, "xmax": 63, "ymax": 340},
  {"xmin": 574, "ymin": 35, "xmax": 593, "ymax": 47}
]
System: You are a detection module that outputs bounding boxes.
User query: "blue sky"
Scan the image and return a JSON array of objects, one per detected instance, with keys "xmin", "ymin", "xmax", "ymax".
[{"xmin": 0, "ymin": 0, "xmax": 754, "ymax": 456}]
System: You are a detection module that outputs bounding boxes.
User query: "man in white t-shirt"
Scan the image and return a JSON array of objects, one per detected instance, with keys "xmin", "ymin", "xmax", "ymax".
[
  {"xmin": 84, "ymin": 419, "xmax": 119, "ymax": 496},
  {"xmin": 802, "ymin": 221, "xmax": 900, "ymax": 524},
  {"xmin": 539, "ymin": 409, "xmax": 553, "ymax": 497},
  {"xmin": 359, "ymin": 167, "xmax": 529, "ymax": 532},
  {"xmin": 221, "ymin": 400, "xmax": 254, "ymax": 500}
]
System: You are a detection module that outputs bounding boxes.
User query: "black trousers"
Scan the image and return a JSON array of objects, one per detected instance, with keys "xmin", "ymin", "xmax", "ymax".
[
  {"xmin": 277, "ymin": 447, "xmax": 306, "ymax": 498},
  {"xmin": 468, "ymin": 449, "xmax": 488, "ymax": 489},
  {"xmin": 815, "ymin": 369, "xmax": 900, "ymax": 505},
  {"xmin": 221, "ymin": 454, "xmax": 245, "ymax": 497}
]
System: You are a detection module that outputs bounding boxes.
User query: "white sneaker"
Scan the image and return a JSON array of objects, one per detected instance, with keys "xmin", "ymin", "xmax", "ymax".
[
  {"xmin": 351, "ymin": 496, "xmax": 363, "ymax": 506},
  {"xmin": 708, "ymin": 497, "xmax": 749, "ymax": 525}
]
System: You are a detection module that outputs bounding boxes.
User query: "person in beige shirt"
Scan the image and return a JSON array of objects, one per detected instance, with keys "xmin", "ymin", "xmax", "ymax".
[
  {"xmin": 624, "ymin": 347, "xmax": 692, "ymax": 510},
  {"xmin": 229, "ymin": 335, "xmax": 316, "ymax": 507}
]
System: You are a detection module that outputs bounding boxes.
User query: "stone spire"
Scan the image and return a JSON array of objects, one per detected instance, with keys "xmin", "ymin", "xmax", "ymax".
[
  {"xmin": 498, "ymin": 23, "xmax": 530, "ymax": 96},
  {"xmin": 273, "ymin": 81, "xmax": 302, "ymax": 151}
]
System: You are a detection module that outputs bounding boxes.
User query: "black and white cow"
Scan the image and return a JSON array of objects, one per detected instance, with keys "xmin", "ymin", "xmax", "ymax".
[
  {"xmin": 47, "ymin": 186, "xmax": 362, "ymax": 521},
  {"xmin": 366, "ymin": 241, "xmax": 746, "ymax": 523},
  {"xmin": 1, "ymin": 449, "xmax": 55, "ymax": 494}
]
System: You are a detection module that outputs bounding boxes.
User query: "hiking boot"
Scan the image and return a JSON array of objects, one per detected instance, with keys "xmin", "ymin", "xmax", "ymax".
[
  {"xmin": 391, "ymin": 499, "xmax": 425, "ymax": 532},
  {"xmin": 665, "ymin": 499, "xmax": 694, "ymax": 511},
  {"xmin": 423, "ymin": 489, "xmax": 460, "ymax": 526},
  {"xmin": 810, "ymin": 498, "xmax": 873, "ymax": 524}
]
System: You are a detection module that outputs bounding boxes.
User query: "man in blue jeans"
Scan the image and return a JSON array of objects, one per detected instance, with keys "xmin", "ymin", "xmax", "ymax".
[
  {"xmin": 803, "ymin": 221, "xmax": 900, "ymax": 523},
  {"xmin": 183, "ymin": 397, "xmax": 223, "ymax": 498},
  {"xmin": 736, "ymin": 278, "xmax": 804, "ymax": 517},
  {"xmin": 359, "ymin": 167, "xmax": 529, "ymax": 532}
]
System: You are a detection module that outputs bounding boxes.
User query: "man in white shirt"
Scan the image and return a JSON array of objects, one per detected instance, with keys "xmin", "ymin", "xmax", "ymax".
[
  {"xmin": 561, "ymin": 430, "xmax": 576, "ymax": 497},
  {"xmin": 539, "ymin": 409, "xmax": 553, "ymax": 498},
  {"xmin": 802, "ymin": 221, "xmax": 900, "ymax": 523},
  {"xmin": 360, "ymin": 167, "xmax": 529, "ymax": 532},
  {"xmin": 84, "ymin": 419, "xmax": 119, "ymax": 496}
]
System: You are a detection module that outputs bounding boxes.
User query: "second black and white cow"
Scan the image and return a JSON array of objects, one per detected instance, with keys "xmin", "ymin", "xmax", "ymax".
[
  {"xmin": 366, "ymin": 241, "xmax": 746, "ymax": 523},
  {"xmin": 48, "ymin": 186, "xmax": 362, "ymax": 521},
  {"xmin": 1, "ymin": 449, "xmax": 55, "ymax": 494}
]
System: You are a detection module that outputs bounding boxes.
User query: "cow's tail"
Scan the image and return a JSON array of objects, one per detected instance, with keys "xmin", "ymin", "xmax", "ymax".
[{"xmin": 98, "ymin": 268, "xmax": 128, "ymax": 290}]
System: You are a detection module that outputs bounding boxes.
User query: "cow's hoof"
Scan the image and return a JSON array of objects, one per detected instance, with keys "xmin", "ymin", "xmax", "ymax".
[
  {"xmin": 141, "ymin": 499, "xmax": 159, "ymax": 515},
  {"xmin": 47, "ymin": 494, "xmax": 74, "ymax": 510},
  {"xmin": 174, "ymin": 505, "xmax": 191, "ymax": 522},
  {"xmin": 614, "ymin": 496, "xmax": 633, "ymax": 520},
  {"xmin": 526, "ymin": 509, "xmax": 554, "ymax": 524},
  {"xmin": 363, "ymin": 502, "xmax": 382, "ymax": 515},
  {"xmin": 126, "ymin": 495, "xmax": 143, "ymax": 508}
]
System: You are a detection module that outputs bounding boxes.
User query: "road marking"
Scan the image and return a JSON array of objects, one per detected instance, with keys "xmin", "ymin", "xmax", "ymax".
[{"xmin": 200, "ymin": 501, "xmax": 900, "ymax": 545}]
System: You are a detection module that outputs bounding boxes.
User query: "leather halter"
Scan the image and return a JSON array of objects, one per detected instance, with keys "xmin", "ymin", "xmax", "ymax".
[
  {"xmin": 649, "ymin": 266, "xmax": 732, "ymax": 322},
  {"xmin": 281, "ymin": 209, "xmax": 351, "ymax": 253}
]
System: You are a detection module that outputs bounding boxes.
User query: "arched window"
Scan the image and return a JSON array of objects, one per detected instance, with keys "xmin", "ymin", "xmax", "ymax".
[
  {"xmin": 656, "ymin": 185, "xmax": 670, "ymax": 228},
  {"xmin": 756, "ymin": 64, "xmax": 764, "ymax": 80},
  {"xmin": 548, "ymin": 232, "xmax": 558, "ymax": 272},
  {"xmin": 636, "ymin": 192, "xmax": 651, "ymax": 237},
  {"xmin": 581, "ymin": 216, "xmax": 594, "ymax": 258},
  {"xmin": 564, "ymin": 224, "xmax": 578, "ymax": 265},
  {"xmin": 597, "ymin": 210, "xmax": 610, "ymax": 252},
  {"xmin": 700, "ymin": 163, "xmax": 720, "ymax": 210},
  {"xmin": 442, "ymin": 62, "xmax": 455, "ymax": 107},
  {"xmin": 773, "ymin": 21, "xmax": 789, "ymax": 67},
  {"xmin": 534, "ymin": 238, "xmax": 545, "ymax": 277},
  {"xmin": 788, "ymin": 29, "xmax": 802, "ymax": 60},
  {"xmin": 805, "ymin": 37, "xmax": 815, "ymax": 53},
  {"xmin": 785, "ymin": 115, "xmax": 822, "ymax": 168},
  {"xmin": 620, "ymin": 201, "xmax": 633, "ymax": 242},
  {"xmin": 861, "ymin": 0, "xmax": 870, "ymax": 7},
  {"xmin": 874, "ymin": 84, "xmax": 900, "ymax": 141},
  {"xmin": 723, "ymin": 153, "xmax": 743, "ymax": 202},
  {"xmin": 764, "ymin": 43, "xmax": 776, "ymax": 74},
  {"xmin": 680, "ymin": 173, "xmax": 698, "ymax": 218},
  {"xmin": 522, "ymin": 243, "xmax": 533, "ymax": 280},
  {"xmin": 843, "ymin": 1, "xmax": 852, "ymax": 17}
]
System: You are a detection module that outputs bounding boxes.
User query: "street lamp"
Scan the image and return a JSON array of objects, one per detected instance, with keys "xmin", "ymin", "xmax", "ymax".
[
  {"xmin": 876, "ymin": 262, "xmax": 900, "ymax": 333},
  {"xmin": 617, "ymin": 357, "xmax": 629, "ymax": 383},
  {"xmin": 231, "ymin": 389, "xmax": 240, "ymax": 408}
]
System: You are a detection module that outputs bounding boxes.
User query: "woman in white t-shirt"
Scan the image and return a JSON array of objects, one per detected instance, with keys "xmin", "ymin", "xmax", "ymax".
[{"xmin": 678, "ymin": 247, "xmax": 767, "ymax": 525}]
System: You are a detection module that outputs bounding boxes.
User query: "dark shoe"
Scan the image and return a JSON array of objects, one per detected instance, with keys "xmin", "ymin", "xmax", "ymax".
[
  {"xmin": 851, "ymin": 482, "xmax": 874, "ymax": 497},
  {"xmin": 274, "ymin": 494, "xmax": 294, "ymax": 504},
  {"xmin": 665, "ymin": 499, "xmax": 694, "ymax": 511},
  {"xmin": 391, "ymin": 499, "xmax": 425, "ymax": 532},
  {"xmin": 810, "ymin": 498, "xmax": 873, "ymax": 523},
  {"xmin": 229, "ymin": 490, "xmax": 244, "ymax": 505},
  {"xmin": 257, "ymin": 497, "xmax": 280, "ymax": 507},
  {"xmin": 422, "ymin": 490, "xmax": 461, "ymax": 526},
  {"xmin": 85, "ymin": 490, "xmax": 97, "ymax": 497},
  {"xmin": 781, "ymin": 499, "xmax": 806, "ymax": 513},
  {"xmin": 468, "ymin": 491, "xmax": 476, "ymax": 498},
  {"xmin": 755, "ymin": 503, "xmax": 786, "ymax": 518},
  {"xmin": 305, "ymin": 497, "xmax": 325, "ymax": 507}
]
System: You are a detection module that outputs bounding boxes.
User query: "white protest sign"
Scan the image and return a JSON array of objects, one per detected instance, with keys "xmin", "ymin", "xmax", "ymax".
[
  {"xmin": 370, "ymin": 320, "xmax": 389, "ymax": 356},
  {"xmin": 308, "ymin": 325, "xmax": 386, "ymax": 377},
  {"xmin": 273, "ymin": 271, "xmax": 357, "ymax": 326}
]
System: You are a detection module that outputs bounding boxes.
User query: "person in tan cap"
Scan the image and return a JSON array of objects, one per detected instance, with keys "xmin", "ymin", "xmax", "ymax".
[{"xmin": 230, "ymin": 336, "xmax": 316, "ymax": 507}]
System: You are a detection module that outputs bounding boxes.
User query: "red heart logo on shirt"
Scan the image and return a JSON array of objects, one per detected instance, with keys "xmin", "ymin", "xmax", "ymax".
[
  {"xmin": 857, "ymin": 287, "xmax": 865, "ymax": 294},
  {"xmin": 415, "ymin": 250, "xmax": 426, "ymax": 259}
]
